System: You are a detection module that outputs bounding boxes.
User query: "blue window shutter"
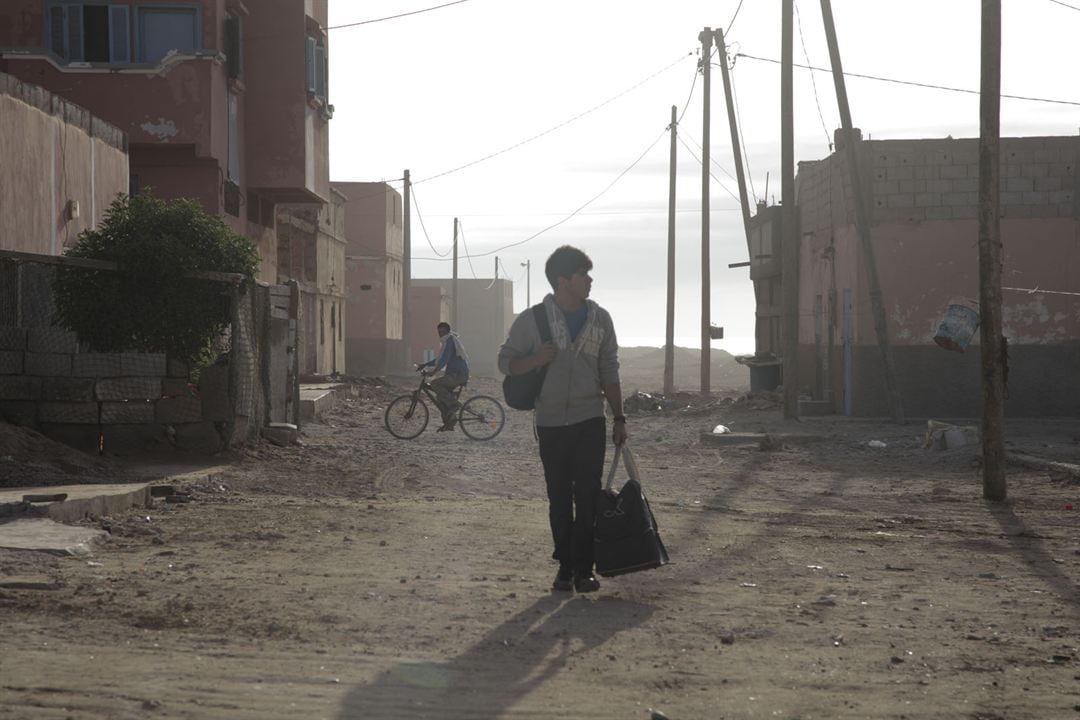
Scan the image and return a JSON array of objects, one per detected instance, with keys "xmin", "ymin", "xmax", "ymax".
[
  {"xmin": 49, "ymin": 6, "xmax": 67, "ymax": 59},
  {"xmin": 66, "ymin": 5, "xmax": 83, "ymax": 61},
  {"xmin": 109, "ymin": 5, "xmax": 130, "ymax": 63},
  {"xmin": 305, "ymin": 36, "xmax": 316, "ymax": 92}
]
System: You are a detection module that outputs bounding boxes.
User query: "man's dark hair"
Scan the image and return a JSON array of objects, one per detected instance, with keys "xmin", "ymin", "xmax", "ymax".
[
  {"xmin": 437, "ymin": 322, "xmax": 451, "ymax": 332},
  {"xmin": 545, "ymin": 245, "xmax": 593, "ymax": 290}
]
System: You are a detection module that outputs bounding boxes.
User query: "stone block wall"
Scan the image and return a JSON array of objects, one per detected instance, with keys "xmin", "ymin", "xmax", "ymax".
[
  {"xmin": 0, "ymin": 326, "xmax": 234, "ymax": 455},
  {"xmin": 797, "ymin": 136, "xmax": 1079, "ymax": 231}
]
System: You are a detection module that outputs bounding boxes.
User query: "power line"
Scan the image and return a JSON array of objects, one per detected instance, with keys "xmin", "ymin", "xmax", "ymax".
[
  {"xmin": 683, "ymin": 132, "xmax": 741, "ymax": 187},
  {"xmin": 328, "ymin": 0, "xmax": 473, "ymax": 30},
  {"xmin": 679, "ymin": 135, "xmax": 742, "ymax": 203},
  {"xmin": 414, "ymin": 127, "xmax": 669, "ymax": 262},
  {"xmin": 735, "ymin": 52, "xmax": 1080, "ymax": 107},
  {"xmin": 458, "ymin": 221, "xmax": 478, "ymax": 278},
  {"xmin": 414, "ymin": 51, "xmax": 694, "ymax": 185},
  {"xmin": 423, "ymin": 208, "xmax": 743, "ymax": 217},
  {"xmin": 725, "ymin": 0, "xmax": 746, "ymax": 36},
  {"xmin": 676, "ymin": 51, "xmax": 700, "ymax": 126},
  {"xmin": 793, "ymin": 0, "xmax": 833, "ymax": 149},
  {"xmin": 1045, "ymin": 0, "xmax": 1080, "ymax": 11},
  {"xmin": 729, "ymin": 62, "xmax": 758, "ymax": 204},
  {"xmin": 410, "ymin": 186, "xmax": 450, "ymax": 257}
]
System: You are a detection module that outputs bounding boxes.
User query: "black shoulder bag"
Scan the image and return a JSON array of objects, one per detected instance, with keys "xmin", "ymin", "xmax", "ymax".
[{"xmin": 502, "ymin": 304, "xmax": 553, "ymax": 411}]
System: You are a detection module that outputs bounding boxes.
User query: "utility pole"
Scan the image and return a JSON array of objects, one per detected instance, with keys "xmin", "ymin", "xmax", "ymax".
[
  {"xmin": 715, "ymin": 28, "xmax": 754, "ymax": 255},
  {"xmin": 665, "ymin": 104, "xmax": 678, "ymax": 397},
  {"xmin": 978, "ymin": 0, "xmax": 1006, "ymax": 501},
  {"xmin": 520, "ymin": 260, "xmax": 531, "ymax": 307},
  {"xmin": 452, "ymin": 217, "xmax": 459, "ymax": 329},
  {"xmin": 781, "ymin": 1, "xmax": 799, "ymax": 419},
  {"xmin": 819, "ymin": 0, "xmax": 904, "ymax": 422},
  {"xmin": 402, "ymin": 169, "xmax": 412, "ymax": 371},
  {"xmin": 699, "ymin": 27, "xmax": 713, "ymax": 397}
]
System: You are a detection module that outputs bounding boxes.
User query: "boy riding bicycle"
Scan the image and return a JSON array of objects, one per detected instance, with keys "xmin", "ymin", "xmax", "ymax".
[{"xmin": 419, "ymin": 322, "xmax": 470, "ymax": 431}]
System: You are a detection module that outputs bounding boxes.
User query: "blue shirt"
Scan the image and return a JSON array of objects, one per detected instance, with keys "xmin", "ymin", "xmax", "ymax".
[{"xmin": 562, "ymin": 305, "xmax": 588, "ymax": 343}]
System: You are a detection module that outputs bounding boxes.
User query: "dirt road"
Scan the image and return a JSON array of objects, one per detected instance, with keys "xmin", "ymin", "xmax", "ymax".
[{"xmin": 1, "ymin": 376, "xmax": 1078, "ymax": 719}]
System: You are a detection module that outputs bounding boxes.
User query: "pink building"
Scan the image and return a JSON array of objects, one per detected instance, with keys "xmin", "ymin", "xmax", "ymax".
[
  {"xmin": 0, "ymin": 0, "xmax": 332, "ymax": 284},
  {"xmin": 0, "ymin": 72, "xmax": 128, "ymax": 255},
  {"xmin": 768, "ymin": 133, "xmax": 1080, "ymax": 417},
  {"xmin": 334, "ymin": 182, "xmax": 405, "ymax": 376}
]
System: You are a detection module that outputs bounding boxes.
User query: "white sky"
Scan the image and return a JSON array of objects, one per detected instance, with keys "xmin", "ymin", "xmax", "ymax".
[{"xmin": 327, "ymin": 0, "xmax": 1080, "ymax": 354}]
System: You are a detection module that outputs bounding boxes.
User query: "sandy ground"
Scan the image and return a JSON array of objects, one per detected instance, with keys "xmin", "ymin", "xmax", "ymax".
[{"xmin": 1, "ymin": 375, "xmax": 1078, "ymax": 720}]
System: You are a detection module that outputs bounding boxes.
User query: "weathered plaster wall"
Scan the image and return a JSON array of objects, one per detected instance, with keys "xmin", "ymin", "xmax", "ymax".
[{"xmin": 0, "ymin": 74, "xmax": 128, "ymax": 255}]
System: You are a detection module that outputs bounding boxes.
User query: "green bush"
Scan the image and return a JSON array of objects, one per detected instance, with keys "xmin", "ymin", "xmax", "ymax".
[{"xmin": 52, "ymin": 192, "xmax": 259, "ymax": 364}]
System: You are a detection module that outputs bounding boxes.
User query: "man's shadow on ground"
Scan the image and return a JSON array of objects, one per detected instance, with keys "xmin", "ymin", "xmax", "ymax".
[{"xmin": 338, "ymin": 593, "xmax": 653, "ymax": 719}]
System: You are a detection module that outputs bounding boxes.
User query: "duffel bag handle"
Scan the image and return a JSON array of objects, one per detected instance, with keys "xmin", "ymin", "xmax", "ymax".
[{"xmin": 605, "ymin": 443, "xmax": 642, "ymax": 492}]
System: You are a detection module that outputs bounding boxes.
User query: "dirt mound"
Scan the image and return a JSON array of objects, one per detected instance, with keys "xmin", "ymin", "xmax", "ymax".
[
  {"xmin": 0, "ymin": 421, "xmax": 128, "ymax": 488},
  {"xmin": 619, "ymin": 346, "xmax": 748, "ymax": 394}
]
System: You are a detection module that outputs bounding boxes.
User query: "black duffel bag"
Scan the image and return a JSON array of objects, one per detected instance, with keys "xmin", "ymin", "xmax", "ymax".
[
  {"xmin": 502, "ymin": 304, "xmax": 553, "ymax": 411},
  {"xmin": 594, "ymin": 444, "xmax": 670, "ymax": 577}
]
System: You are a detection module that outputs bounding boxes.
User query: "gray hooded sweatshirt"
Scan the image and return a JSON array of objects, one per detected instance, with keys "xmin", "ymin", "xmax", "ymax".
[{"xmin": 497, "ymin": 294, "xmax": 620, "ymax": 427}]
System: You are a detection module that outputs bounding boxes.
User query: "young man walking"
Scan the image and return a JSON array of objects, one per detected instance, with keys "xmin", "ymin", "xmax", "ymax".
[
  {"xmin": 421, "ymin": 322, "xmax": 470, "ymax": 431},
  {"xmin": 498, "ymin": 246, "xmax": 626, "ymax": 593}
]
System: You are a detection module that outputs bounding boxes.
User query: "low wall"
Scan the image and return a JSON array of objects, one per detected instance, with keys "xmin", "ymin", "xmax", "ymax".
[{"xmin": 0, "ymin": 326, "xmax": 233, "ymax": 455}]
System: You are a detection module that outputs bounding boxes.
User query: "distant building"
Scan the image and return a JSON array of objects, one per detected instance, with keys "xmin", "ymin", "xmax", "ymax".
[
  {"xmin": 411, "ymin": 278, "xmax": 514, "ymax": 377},
  {"xmin": 755, "ymin": 132, "xmax": 1080, "ymax": 416},
  {"xmin": 409, "ymin": 285, "xmax": 450, "ymax": 365},
  {"xmin": 335, "ymin": 182, "xmax": 404, "ymax": 376},
  {"xmin": 0, "ymin": 72, "xmax": 128, "ymax": 255},
  {"xmin": 0, "ymin": 0, "xmax": 333, "ymax": 285}
]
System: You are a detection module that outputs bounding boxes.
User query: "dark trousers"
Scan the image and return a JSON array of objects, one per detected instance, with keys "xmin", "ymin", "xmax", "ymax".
[{"xmin": 537, "ymin": 416, "xmax": 606, "ymax": 573}]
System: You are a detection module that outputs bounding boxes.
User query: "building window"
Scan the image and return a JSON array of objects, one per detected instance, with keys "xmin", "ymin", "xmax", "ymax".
[
  {"xmin": 320, "ymin": 301, "xmax": 325, "ymax": 346},
  {"xmin": 137, "ymin": 6, "xmax": 199, "ymax": 64},
  {"xmin": 47, "ymin": 2, "xmax": 130, "ymax": 63},
  {"xmin": 227, "ymin": 91, "xmax": 240, "ymax": 183},
  {"xmin": 223, "ymin": 180, "xmax": 240, "ymax": 217},
  {"xmin": 224, "ymin": 13, "xmax": 242, "ymax": 79},
  {"xmin": 305, "ymin": 34, "xmax": 328, "ymax": 101}
]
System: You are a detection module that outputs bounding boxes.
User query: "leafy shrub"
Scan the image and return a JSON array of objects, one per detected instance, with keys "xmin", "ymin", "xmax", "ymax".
[{"xmin": 52, "ymin": 193, "xmax": 259, "ymax": 364}]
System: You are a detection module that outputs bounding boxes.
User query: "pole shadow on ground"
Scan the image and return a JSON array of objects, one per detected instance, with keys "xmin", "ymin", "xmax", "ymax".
[
  {"xmin": 337, "ymin": 594, "xmax": 654, "ymax": 719},
  {"xmin": 989, "ymin": 503, "xmax": 1079, "ymax": 609}
]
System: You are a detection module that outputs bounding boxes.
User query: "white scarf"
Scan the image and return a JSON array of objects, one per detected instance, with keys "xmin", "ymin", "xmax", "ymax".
[{"xmin": 543, "ymin": 294, "xmax": 597, "ymax": 355}]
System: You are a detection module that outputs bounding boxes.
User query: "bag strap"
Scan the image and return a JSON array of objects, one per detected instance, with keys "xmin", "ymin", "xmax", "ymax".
[
  {"xmin": 531, "ymin": 303, "xmax": 553, "ymax": 391},
  {"xmin": 605, "ymin": 443, "xmax": 624, "ymax": 491}
]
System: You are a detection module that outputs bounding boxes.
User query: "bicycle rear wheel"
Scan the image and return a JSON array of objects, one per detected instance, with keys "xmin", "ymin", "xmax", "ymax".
[
  {"xmin": 385, "ymin": 394, "xmax": 429, "ymax": 439},
  {"xmin": 458, "ymin": 395, "xmax": 505, "ymax": 441}
]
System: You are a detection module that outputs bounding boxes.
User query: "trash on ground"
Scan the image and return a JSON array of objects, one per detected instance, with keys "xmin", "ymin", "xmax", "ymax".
[
  {"xmin": 712, "ymin": 424, "xmax": 731, "ymax": 435},
  {"xmin": 925, "ymin": 420, "xmax": 980, "ymax": 450},
  {"xmin": 868, "ymin": 440, "xmax": 887, "ymax": 449}
]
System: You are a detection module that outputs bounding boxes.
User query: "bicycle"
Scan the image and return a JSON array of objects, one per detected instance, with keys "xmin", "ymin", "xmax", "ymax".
[{"xmin": 384, "ymin": 366, "xmax": 506, "ymax": 441}]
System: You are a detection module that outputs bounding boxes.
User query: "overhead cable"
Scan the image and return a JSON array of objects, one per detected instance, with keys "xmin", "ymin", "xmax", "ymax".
[
  {"xmin": 725, "ymin": 0, "xmax": 746, "ymax": 36},
  {"xmin": 793, "ymin": 0, "xmax": 834, "ymax": 149},
  {"xmin": 729, "ymin": 62, "xmax": 758, "ymax": 204},
  {"xmin": 414, "ymin": 51, "xmax": 694, "ymax": 185},
  {"xmin": 679, "ymin": 136, "xmax": 742, "ymax": 204},
  {"xmin": 328, "ymin": 0, "xmax": 473, "ymax": 30},
  {"xmin": 458, "ymin": 221, "xmax": 479, "ymax": 279},
  {"xmin": 411, "ymin": 186, "xmax": 450, "ymax": 257},
  {"xmin": 735, "ymin": 52, "xmax": 1080, "ymax": 107},
  {"xmin": 1045, "ymin": 0, "xmax": 1080, "ymax": 11},
  {"xmin": 413, "ymin": 127, "xmax": 669, "ymax": 262}
]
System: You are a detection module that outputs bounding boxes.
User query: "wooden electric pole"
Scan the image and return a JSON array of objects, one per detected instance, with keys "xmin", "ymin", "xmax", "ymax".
[
  {"xmin": 402, "ymin": 169, "xmax": 412, "ymax": 370},
  {"xmin": 665, "ymin": 104, "xmax": 678, "ymax": 397},
  {"xmin": 699, "ymin": 27, "xmax": 713, "ymax": 397},
  {"xmin": 715, "ymin": 28, "xmax": 754, "ymax": 255},
  {"xmin": 521, "ymin": 260, "xmax": 531, "ymax": 307},
  {"xmin": 452, "ymin": 217, "xmax": 459, "ymax": 329},
  {"xmin": 979, "ymin": 0, "xmax": 1007, "ymax": 501},
  {"xmin": 781, "ymin": 1, "xmax": 799, "ymax": 419},
  {"xmin": 820, "ymin": 0, "xmax": 904, "ymax": 423}
]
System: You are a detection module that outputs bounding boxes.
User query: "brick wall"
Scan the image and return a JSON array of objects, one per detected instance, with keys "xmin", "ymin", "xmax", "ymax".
[{"xmin": 0, "ymin": 326, "xmax": 232, "ymax": 455}]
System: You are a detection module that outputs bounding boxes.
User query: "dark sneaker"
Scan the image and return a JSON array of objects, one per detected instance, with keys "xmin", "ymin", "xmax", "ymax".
[
  {"xmin": 552, "ymin": 566, "xmax": 574, "ymax": 592},
  {"xmin": 574, "ymin": 570, "xmax": 600, "ymax": 594}
]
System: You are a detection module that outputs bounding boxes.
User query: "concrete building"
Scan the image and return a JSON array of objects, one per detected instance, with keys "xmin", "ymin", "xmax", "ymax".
[
  {"xmin": 0, "ymin": 72, "xmax": 128, "ymax": 254},
  {"xmin": 411, "ymin": 278, "xmax": 514, "ymax": 377},
  {"xmin": 0, "ymin": 0, "xmax": 332, "ymax": 284},
  {"xmin": 335, "ymin": 182, "xmax": 404, "ymax": 376},
  {"xmin": 276, "ymin": 187, "xmax": 346, "ymax": 377},
  {"xmin": 409, "ymin": 285, "xmax": 450, "ymax": 365},
  {"xmin": 771, "ymin": 132, "xmax": 1080, "ymax": 417}
]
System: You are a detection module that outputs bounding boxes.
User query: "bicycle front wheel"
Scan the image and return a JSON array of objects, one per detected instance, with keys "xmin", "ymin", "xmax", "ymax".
[
  {"xmin": 458, "ymin": 395, "xmax": 505, "ymax": 441},
  {"xmin": 385, "ymin": 395, "xmax": 429, "ymax": 439}
]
